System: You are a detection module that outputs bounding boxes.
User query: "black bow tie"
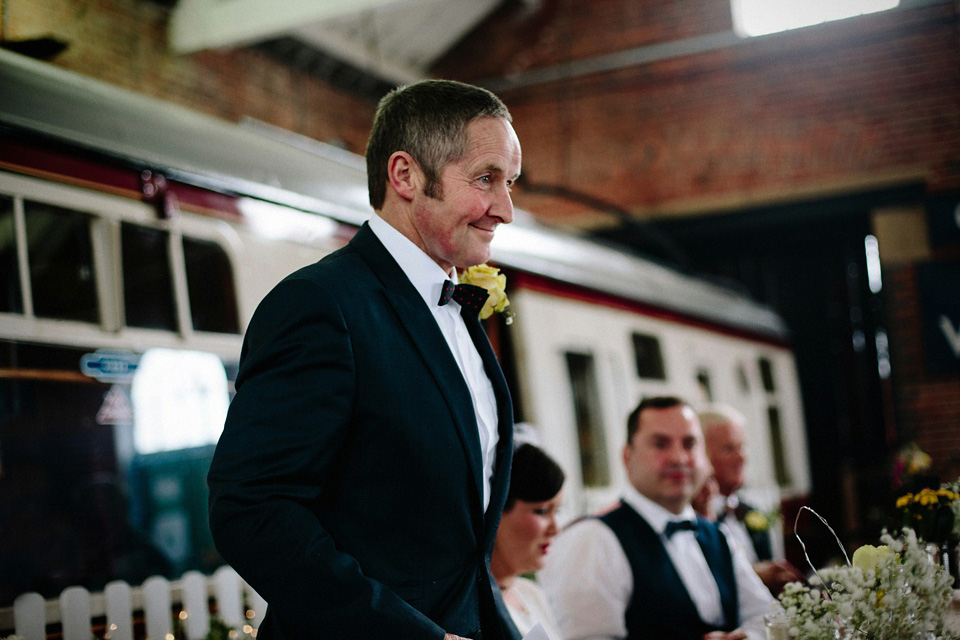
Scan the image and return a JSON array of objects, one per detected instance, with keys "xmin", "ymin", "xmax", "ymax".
[
  {"xmin": 724, "ymin": 502, "xmax": 750, "ymax": 522},
  {"xmin": 663, "ymin": 520, "xmax": 697, "ymax": 539},
  {"xmin": 438, "ymin": 280, "xmax": 489, "ymax": 317}
]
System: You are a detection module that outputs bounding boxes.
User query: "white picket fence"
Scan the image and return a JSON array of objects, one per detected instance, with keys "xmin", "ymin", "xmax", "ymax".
[{"xmin": 0, "ymin": 565, "xmax": 265, "ymax": 640}]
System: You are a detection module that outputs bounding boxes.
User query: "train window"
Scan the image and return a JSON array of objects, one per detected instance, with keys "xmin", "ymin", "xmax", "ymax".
[
  {"xmin": 736, "ymin": 363, "xmax": 750, "ymax": 394},
  {"xmin": 696, "ymin": 369, "xmax": 713, "ymax": 402},
  {"xmin": 121, "ymin": 223, "xmax": 177, "ymax": 331},
  {"xmin": 25, "ymin": 200, "xmax": 98, "ymax": 323},
  {"xmin": 0, "ymin": 195, "xmax": 22, "ymax": 314},
  {"xmin": 182, "ymin": 236, "xmax": 240, "ymax": 334},
  {"xmin": 131, "ymin": 348, "xmax": 228, "ymax": 453},
  {"xmin": 767, "ymin": 405, "xmax": 791, "ymax": 486},
  {"xmin": 758, "ymin": 356, "xmax": 776, "ymax": 392},
  {"xmin": 565, "ymin": 351, "xmax": 611, "ymax": 487},
  {"xmin": 631, "ymin": 332, "xmax": 666, "ymax": 380}
]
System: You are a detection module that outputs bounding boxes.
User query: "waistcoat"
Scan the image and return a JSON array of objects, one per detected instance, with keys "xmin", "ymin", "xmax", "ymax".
[{"xmin": 599, "ymin": 502, "xmax": 738, "ymax": 640}]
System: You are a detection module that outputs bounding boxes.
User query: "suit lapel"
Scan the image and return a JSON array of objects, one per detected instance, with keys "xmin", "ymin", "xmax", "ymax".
[
  {"xmin": 461, "ymin": 311, "xmax": 514, "ymax": 543},
  {"xmin": 350, "ymin": 225, "xmax": 486, "ymax": 511}
]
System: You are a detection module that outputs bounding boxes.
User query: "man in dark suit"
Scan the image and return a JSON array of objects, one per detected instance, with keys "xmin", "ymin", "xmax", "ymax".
[
  {"xmin": 207, "ymin": 80, "xmax": 523, "ymax": 640},
  {"xmin": 699, "ymin": 405, "xmax": 803, "ymax": 596},
  {"xmin": 540, "ymin": 397, "xmax": 776, "ymax": 640}
]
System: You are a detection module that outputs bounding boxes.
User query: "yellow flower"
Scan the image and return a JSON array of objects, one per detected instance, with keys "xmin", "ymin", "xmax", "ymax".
[
  {"xmin": 459, "ymin": 264, "xmax": 513, "ymax": 323},
  {"xmin": 905, "ymin": 449, "xmax": 932, "ymax": 475},
  {"xmin": 852, "ymin": 544, "xmax": 893, "ymax": 573},
  {"xmin": 743, "ymin": 510, "xmax": 769, "ymax": 532}
]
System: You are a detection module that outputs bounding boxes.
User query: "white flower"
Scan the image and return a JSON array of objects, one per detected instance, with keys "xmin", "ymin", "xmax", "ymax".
[{"xmin": 777, "ymin": 526, "xmax": 958, "ymax": 640}]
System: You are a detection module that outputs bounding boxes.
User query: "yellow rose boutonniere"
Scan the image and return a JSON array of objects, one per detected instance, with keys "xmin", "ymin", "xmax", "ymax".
[
  {"xmin": 459, "ymin": 264, "xmax": 514, "ymax": 324},
  {"xmin": 743, "ymin": 510, "xmax": 770, "ymax": 532},
  {"xmin": 743, "ymin": 508, "xmax": 781, "ymax": 533}
]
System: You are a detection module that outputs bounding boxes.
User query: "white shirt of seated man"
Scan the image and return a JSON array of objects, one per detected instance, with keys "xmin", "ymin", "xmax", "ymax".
[{"xmin": 538, "ymin": 484, "xmax": 775, "ymax": 640}]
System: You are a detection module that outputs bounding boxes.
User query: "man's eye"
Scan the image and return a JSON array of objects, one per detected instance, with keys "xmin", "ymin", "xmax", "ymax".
[{"xmin": 478, "ymin": 175, "xmax": 491, "ymax": 184}]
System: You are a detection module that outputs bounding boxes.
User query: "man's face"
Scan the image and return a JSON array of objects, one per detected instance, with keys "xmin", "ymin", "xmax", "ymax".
[
  {"xmin": 409, "ymin": 117, "xmax": 521, "ymax": 272},
  {"xmin": 622, "ymin": 405, "xmax": 709, "ymax": 514},
  {"xmin": 705, "ymin": 421, "xmax": 746, "ymax": 497}
]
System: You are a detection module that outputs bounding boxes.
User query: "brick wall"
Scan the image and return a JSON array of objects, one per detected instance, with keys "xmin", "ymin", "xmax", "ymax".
[
  {"xmin": 3, "ymin": 0, "xmax": 376, "ymax": 154},
  {"xmin": 437, "ymin": 0, "xmax": 960, "ymax": 225},
  {"xmin": 887, "ymin": 256, "xmax": 960, "ymax": 478}
]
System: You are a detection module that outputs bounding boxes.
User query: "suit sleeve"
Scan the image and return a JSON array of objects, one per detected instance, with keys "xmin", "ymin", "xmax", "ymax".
[{"xmin": 207, "ymin": 276, "xmax": 445, "ymax": 639}]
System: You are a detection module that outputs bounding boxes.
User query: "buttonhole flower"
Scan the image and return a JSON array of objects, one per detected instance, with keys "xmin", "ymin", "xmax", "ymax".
[{"xmin": 459, "ymin": 264, "xmax": 514, "ymax": 324}]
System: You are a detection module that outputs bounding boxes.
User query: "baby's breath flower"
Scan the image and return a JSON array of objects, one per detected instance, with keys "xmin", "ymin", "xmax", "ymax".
[{"xmin": 777, "ymin": 525, "xmax": 958, "ymax": 640}]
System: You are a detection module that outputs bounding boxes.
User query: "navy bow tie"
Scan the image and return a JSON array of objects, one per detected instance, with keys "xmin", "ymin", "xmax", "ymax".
[
  {"xmin": 438, "ymin": 280, "xmax": 489, "ymax": 317},
  {"xmin": 663, "ymin": 519, "xmax": 697, "ymax": 539}
]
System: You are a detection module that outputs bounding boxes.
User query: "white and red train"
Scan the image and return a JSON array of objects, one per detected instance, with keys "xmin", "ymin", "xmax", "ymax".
[{"xmin": 0, "ymin": 49, "xmax": 809, "ymax": 602}]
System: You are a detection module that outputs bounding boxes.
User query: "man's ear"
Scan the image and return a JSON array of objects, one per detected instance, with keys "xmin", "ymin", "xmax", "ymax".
[{"xmin": 387, "ymin": 151, "xmax": 421, "ymax": 202}]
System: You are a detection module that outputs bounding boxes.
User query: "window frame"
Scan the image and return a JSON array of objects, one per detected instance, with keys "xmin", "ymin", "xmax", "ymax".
[{"xmin": 0, "ymin": 171, "xmax": 243, "ymax": 352}]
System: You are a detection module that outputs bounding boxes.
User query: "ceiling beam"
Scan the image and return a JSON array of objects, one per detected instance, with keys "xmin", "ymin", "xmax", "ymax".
[
  {"xmin": 169, "ymin": 0, "xmax": 405, "ymax": 53},
  {"xmin": 293, "ymin": 25, "xmax": 423, "ymax": 85}
]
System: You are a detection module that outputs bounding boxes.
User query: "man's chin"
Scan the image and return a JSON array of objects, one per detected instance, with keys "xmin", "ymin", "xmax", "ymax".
[{"xmin": 459, "ymin": 250, "xmax": 492, "ymax": 269}]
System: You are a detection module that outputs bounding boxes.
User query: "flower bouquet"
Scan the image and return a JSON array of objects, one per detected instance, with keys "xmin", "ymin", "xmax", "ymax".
[
  {"xmin": 777, "ymin": 509, "xmax": 960, "ymax": 640},
  {"xmin": 892, "ymin": 443, "xmax": 933, "ymax": 490},
  {"xmin": 941, "ymin": 479, "xmax": 960, "ymax": 543},
  {"xmin": 897, "ymin": 488, "xmax": 958, "ymax": 545}
]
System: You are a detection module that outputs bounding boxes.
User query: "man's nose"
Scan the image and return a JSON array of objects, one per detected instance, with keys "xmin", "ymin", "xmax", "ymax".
[
  {"xmin": 666, "ymin": 443, "xmax": 688, "ymax": 463},
  {"xmin": 491, "ymin": 186, "xmax": 514, "ymax": 224}
]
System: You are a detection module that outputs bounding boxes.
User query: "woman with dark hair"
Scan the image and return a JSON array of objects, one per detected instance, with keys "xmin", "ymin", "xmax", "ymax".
[{"xmin": 492, "ymin": 443, "xmax": 565, "ymax": 639}]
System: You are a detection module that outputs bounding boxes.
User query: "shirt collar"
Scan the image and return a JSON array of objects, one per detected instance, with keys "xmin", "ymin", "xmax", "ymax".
[
  {"xmin": 621, "ymin": 484, "xmax": 698, "ymax": 536},
  {"xmin": 368, "ymin": 213, "xmax": 456, "ymax": 310},
  {"xmin": 708, "ymin": 492, "xmax": 736, "ymax": 518}
]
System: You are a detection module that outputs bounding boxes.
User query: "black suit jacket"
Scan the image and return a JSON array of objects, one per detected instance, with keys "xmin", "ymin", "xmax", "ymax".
[
  {"xmin": 737, "ymin": 498, "xmax": 774, "ymax": 562},
  {"xmin": 208, "ymin": 223, "xmax": 516, "ymax": 639}
]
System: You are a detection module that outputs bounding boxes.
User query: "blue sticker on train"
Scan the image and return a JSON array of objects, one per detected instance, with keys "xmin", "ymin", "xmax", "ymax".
[{"xmin": 80, "ymin": 349, "xmax": 140, "ymax": 381}]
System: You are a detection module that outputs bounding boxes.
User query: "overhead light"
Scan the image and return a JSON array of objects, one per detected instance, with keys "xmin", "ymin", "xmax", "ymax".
[{"xmin": 732, "ymin": 0, "xmax": 899, "ymax": 37}]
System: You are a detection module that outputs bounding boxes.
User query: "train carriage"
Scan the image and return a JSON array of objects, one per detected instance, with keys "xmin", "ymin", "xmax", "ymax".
[{"xmin": 0, "ymin": 48, "xmax": 809, "ymax": 604}]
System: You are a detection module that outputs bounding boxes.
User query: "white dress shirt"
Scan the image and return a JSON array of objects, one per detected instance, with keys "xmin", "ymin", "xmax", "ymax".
[
  {"xmin": 369, "ymin": 214, "xmax": 499, "ymax": 510},
  {"xmin": 538, "ymin": 485, "xmax": 776, "ymax": 640}
]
